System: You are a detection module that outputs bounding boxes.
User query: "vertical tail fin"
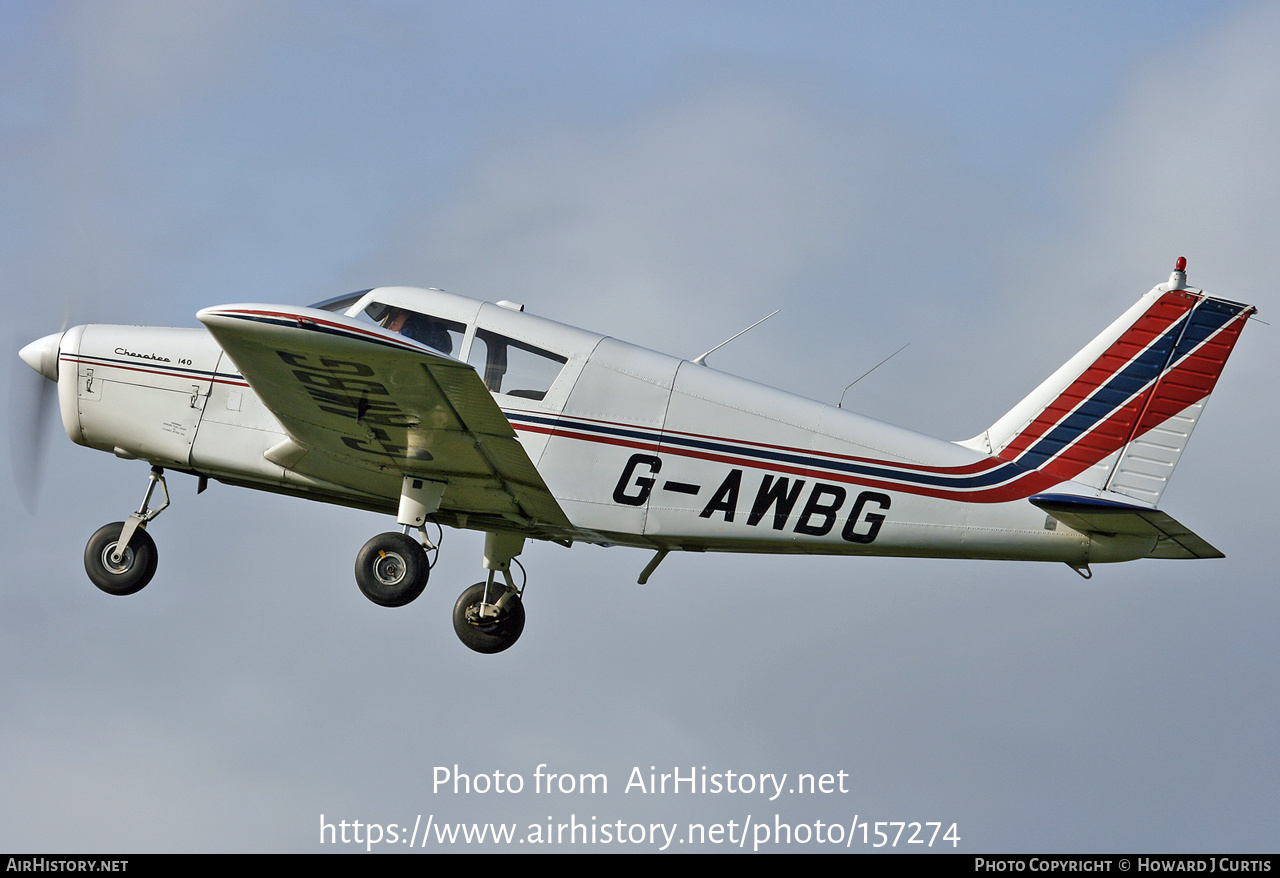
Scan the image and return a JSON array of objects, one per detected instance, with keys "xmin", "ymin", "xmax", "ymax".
[{"xmin": 963, "ymin": 260, "xmax": 1255, "ymax": 505}]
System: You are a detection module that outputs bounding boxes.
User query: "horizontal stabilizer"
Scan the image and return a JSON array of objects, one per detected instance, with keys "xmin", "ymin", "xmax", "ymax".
[{"xmin": 1029, "ymin": 493, "xmax": 1223, "ymax": 559}]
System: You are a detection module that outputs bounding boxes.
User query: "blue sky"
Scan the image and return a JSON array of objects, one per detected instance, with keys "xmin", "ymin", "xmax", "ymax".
[{"xmin": 2, "ymin": 1, "xmax": 1276, "ymax": 852}]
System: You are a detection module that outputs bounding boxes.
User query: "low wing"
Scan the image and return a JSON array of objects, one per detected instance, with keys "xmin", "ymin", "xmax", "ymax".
[
  {"xmin": 197, "ymin": 304, "xmax": 570, "ymax": 531},
  {"xmin": 1029, "ymin": 493, "xmax": 1223, "ymax": 559}
]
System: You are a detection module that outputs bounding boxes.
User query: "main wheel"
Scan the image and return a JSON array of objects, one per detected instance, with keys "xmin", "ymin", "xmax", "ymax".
[
  {"xmin": 453, "ymin": 582, "xmax": 525, "ymax": 654},
  {"xmin": 84, "ymin": 521, "xmax": 158, "ymax": 596},
  {"xmin": 355, "ymin": 532, "xmax": 429, "ymax": 607}
]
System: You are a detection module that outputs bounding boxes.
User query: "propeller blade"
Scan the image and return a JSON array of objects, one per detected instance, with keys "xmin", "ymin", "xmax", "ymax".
[{"xmin": 11, "ymin": 334, "xmax": 62, "ymax": 513}]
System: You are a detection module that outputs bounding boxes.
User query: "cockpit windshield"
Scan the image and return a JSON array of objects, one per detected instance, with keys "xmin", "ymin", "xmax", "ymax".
[{"xmin": 308, "ymin": 290, "xmax": 372, "ymax": 312}]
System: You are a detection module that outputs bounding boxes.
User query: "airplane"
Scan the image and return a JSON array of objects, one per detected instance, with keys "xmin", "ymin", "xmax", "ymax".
[{"xmin": 16, "ymin": 258, "xmax": 1255, "ymax": 653}]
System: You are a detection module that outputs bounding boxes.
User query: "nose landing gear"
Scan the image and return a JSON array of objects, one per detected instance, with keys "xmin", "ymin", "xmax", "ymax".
[
  {"xmin": 83, "ymin": 466, "xmax": 170, "ymax": 596},
  {"xmin": 84, "ymin": 521, "xmax": 158, "ymax": 595}
]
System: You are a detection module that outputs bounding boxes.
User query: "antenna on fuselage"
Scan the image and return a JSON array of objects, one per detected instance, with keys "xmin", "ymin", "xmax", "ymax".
[
  {"xmin": 691, "ymin": 309, "xmax": 780, "ymax": 366},
  {"xmin": 837, "ymin": 343, "xmax": 909, "ymax": 408}
]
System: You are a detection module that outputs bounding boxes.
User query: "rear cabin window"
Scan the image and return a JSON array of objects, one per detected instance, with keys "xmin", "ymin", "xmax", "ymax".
[{"xmin": 467, "ymin": 328, "xmax": 567, "ymax": 400}]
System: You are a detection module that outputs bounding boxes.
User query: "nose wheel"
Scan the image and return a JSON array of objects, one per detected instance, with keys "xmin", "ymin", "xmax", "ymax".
[
  {"xmin": 84, "ymin": 521, "xmax": 158, "ymax": 595},
  {"xmin": 83, "ymin": 466, "xmax": 171, "ymax": 596}
]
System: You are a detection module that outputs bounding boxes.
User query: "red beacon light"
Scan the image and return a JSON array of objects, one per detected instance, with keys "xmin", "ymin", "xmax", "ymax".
[{"xmin": 1175, "ymin": 256, "xmax": 1187, "ymax": 272}]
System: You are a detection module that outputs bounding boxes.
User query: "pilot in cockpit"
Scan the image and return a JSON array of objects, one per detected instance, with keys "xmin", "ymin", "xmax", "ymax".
[{"xmin": 383, "ymin": 308, "xmax": 454, "ymax": 355}]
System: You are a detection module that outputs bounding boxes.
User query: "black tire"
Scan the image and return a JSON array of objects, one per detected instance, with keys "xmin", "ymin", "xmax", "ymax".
[
  {"xmin": 84, "ymin": 521, "xmax": 158, "ymax": 596},
  {"xmin": 452, "ymin": 581, "xmax": 525, "ymax": 654},
  {"xmin": 355, "ymin": 532, "xmax": 429, "ymax": 607}
]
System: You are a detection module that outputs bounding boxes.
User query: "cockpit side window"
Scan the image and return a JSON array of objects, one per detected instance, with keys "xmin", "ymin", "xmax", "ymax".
[
  {"xmin": 359, "ymin": 303, "xmax": 465, "ymax": 357},
  {"xmin": 467, "ymin": 328, "xmax": 567, "ymax": 401}
]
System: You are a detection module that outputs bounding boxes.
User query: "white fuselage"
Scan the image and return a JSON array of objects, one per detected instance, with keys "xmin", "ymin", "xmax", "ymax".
[{"xmin": 49, "ymin": 289, "xmax": 1152, "ymax": 568}]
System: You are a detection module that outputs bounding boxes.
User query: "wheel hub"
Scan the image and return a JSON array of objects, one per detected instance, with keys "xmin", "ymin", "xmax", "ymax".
[
  {"xmin": 373, "ymin": 550, "xmax": 407, "ymax": 585},
  {"xmin": 100, "ymin": 543, "xmax": 134, "ymax": 575},
  {"xmin": 465, "ymin": 601, "xmax": 503, "ymax": 628}
]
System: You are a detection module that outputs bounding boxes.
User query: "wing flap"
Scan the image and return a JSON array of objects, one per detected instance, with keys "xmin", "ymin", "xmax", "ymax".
[
  {"xmin": 197, "ymin": 304, "xmax": 570, "ymax": 529},
  {"xmin": 1029, "ymin": 493, "xmax": 1223, "ymax": 559}
]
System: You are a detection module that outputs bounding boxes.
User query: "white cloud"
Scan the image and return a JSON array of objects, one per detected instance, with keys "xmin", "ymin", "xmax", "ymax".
[{"xmin": 1075, "ymin": 2, "xmax": 1280, "ymax": 291}]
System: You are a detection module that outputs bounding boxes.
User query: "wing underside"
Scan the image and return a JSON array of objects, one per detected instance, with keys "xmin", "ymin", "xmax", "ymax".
[{"xmin": 197, "ymin": 304, "xmax": 570, "ymax": 532}]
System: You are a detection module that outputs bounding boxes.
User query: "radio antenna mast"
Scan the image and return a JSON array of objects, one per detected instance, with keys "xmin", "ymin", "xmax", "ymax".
[{"xmin": 838, "ymin": 343, "xmax": 909, "ymax": 408}]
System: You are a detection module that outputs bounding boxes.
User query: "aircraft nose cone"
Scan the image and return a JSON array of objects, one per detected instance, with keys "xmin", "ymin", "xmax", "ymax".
[{"xmin": 19, "ymin": 332, "xmax": 62, "ymax": 382}]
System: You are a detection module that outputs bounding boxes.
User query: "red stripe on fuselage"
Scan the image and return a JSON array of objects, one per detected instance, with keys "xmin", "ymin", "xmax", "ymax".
[
  {"xmin": 507, "ymin": 409, "xmax": 1003, "ymax": 477},
  {"xmin": 59, "ymin": 354, "xmax": 251, "ymax": 388},
  {"xmin": 514, "ymin": 420, "xmax": 1060, "ymax": 503}
]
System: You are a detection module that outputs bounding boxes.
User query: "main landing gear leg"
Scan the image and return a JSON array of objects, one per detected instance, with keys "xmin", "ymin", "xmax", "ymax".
[
  {"xmin": 84, "ymin": 466, "xmax": 170, "ymax": 596},
  {"xmin": 453, "ymin": 532, "xmax": 527, "ymax": 654},
  {"xmin": 353, "ymin": 477, "xmax": 443, "ymax": 607}
]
